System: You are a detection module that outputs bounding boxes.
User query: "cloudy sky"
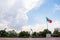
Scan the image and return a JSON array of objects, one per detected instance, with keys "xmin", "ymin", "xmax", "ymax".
[{"xmin": 0, "ymin": 0, "xmax": 60, "ymax": 33}]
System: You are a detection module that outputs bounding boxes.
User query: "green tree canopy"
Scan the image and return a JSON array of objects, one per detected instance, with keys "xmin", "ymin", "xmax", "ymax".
[
  {"xmin": 32, "ymin": 32, "xmax": 38, "ymax": 38},
  {"xmin": 19, "ymin": 31, "xmax": 30, "ymax": 38},
  {"xmin": 0, "ymin": 30, "xmax": 8, "ymax": 37},
  {"xmin": 52, "ymin": 29, "xmax": 60, "ymax": 37},
  {"xmin": 8, "ymin": 30, "xmax": 17, "ymax": 37},
  {"xmin": 38, "ymin": 29, "xmax": 51, "ymax": 37}
]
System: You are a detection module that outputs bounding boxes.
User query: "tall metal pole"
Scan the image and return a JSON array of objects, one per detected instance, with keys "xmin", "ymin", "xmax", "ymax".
[
  {"xmin": 46, "ymin": 21, "xmax": 48, "ymax": 30},
  {"xmin": 46, "ymin": 17, "xmax": 48, "ymax": 30},
  {"xmin": 46, "ymin": 17, "xmax": 50, "ymax": 37}
]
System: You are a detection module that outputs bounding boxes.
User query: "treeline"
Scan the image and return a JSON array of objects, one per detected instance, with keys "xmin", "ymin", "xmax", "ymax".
[{"xmin": 0, "ymin": 29, "xmax": 60, "ymax": 38}]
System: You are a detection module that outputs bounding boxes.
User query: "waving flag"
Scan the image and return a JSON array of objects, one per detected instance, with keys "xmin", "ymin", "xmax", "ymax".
[{"xmin": 46, "ymin": 17, "xmax": 52, "ymax": 23}]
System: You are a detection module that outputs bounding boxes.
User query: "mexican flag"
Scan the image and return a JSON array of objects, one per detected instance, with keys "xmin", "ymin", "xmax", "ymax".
[{"xmin": 46, "ymin": 17, "xmax": 52, "ymax": 23}]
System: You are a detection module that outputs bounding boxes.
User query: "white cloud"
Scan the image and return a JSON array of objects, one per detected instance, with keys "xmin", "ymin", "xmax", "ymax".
[
  {"xmin": 55, "ymin": 4, "xmax": 60, "ymax": 10},
  {"xmin": 0, "ymin": 0, "xmax": 44, "ymax": 31},
  {"xmin": 0, "ymin": 20, "xmax": 60, "ymax": 33},
  {"xmin": 23, "ymin": 0, "xmax": 43, "ymax": 11},
  {"xmin": 21, "ymin": 24, "xmax": 48, "ymax": 32},
  {"xmin": 0, "ymin": 23, "xmax": 7, "ymax": 30},
  {"xmin": 21, "ymin": 21, "xmax": 60, "ymax": 33},
  {"xmin": 7, "ymin": 0, "xmax": 16, "ymax": 7},
  {"xmin": 53, "ymin": 4, "xmax": 60, "ymax": 13},
  {"xmin": 0, "ymin": 0, "xmax": 16, "ymax": 14},
  {"xmin": 52, "ymin": 4, "xmax": 60, "ymax": 14}
]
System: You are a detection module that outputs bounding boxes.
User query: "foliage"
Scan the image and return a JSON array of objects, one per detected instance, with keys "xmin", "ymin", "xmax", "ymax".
[
  {"xmin": 8, "ymin": 30, "xmax": 17, "ymax": 37},
  {"xmin": 38, "ymin": 29, "xmax": 51, "ymax": 37},
  {"xmin": 1, "ymin": 29, "xmax": 60, "ymax": 38},
  {"xmin": 19, "ymin": 31, "xmax": 30, "ymax": 38},
  {"xmin": 52, "ymin": 29, "xmax": 60, "ymax": 37},
  {"xmin": 0, "ymin": 30, "xmax": 9, "ymax": 37},
  {"xmin": 32, "ymin": 32, "xmax": 38, "ymax": 38}
]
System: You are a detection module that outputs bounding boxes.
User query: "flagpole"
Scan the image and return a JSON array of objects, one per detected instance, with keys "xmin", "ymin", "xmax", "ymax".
[
  {"xmin": 46, "ymin": 17, "xmax": 52, "ymax": 30},
  {"xmin": 46, "ymin": 17, "xmax": 52, "ymax": 37},
  {"xmin": 46, "ymin": 17, "xmax": 48, "ymax": 30},
  {"xmin": 46, "ymin": 17, "xmax": 49, "ymax": 37},
  {"xmin": 46, "ymin": 21, "xmax": 48, "ymax": 30}
]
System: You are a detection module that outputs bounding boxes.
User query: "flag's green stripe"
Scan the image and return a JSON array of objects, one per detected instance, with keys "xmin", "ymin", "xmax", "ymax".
[{"xmin": 46, "ymin": 17, "xmax": 49, "ymax": 21}]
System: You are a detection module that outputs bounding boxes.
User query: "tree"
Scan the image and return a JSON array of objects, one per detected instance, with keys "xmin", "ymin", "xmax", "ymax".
[
  {"xmin": 31, "ymin": 32, "xmax": 38, "ymax": 38},
  {"xmin": 42, "ymin": 29, "xmax": 51, "ymax": 37},
  {"xmin": 43, "ymin": 29, "xmax": 51, "ymax": 34},
  {"xmin": 19, "ymin": 31, "xmax": 30, "ymax": 38},
  {"xmin": 52, "ymin": 29, "xmax": 60, "ymax": 37},
  {"xmin": 0, "ymin": 30, "xmax": 8, "ymax": 37},
  {"xmin": 38, "ymin": 29, "xmax": 51, "ymax": 37},
  {"xmin": 38, "ymin": 31, "xmax": 45, "ymax": 37},
  {"xmin": 8, "ymin": 30, "xmax": 17, "ymax": 37}
]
